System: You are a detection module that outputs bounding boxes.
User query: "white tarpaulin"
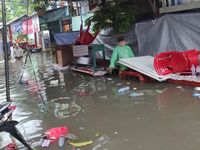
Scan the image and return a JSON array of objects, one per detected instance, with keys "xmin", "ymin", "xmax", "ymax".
[
  {"xmin": 118, "ymin": 56, "xmax": 172, "ymax": 82},
  {"xmin": 135, "ymin": 13, "xmax": 200, "ymax": 56}
]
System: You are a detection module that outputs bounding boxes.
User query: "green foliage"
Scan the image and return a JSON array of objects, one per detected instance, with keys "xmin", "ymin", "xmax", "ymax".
[
  {"xmin": 32, "ymin": 0, "xmax": 50, "ymax": 10},
  {"xmin": 0, "ymin": 0, "xmax": 34, "ymax": 22},
  {"xmin": 85, "ymin": 0, "xmax": 135, "ymax": 33}
]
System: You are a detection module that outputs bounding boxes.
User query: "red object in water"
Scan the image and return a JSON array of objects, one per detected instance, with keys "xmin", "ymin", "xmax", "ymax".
[
  {"xmin": 5, "ymin": 143, "xmax": 17, "ymax": 150},
  {"xmin": 183, "ymin": 50, "xmax": 200, "ymax": 67},
  {"xmin": 76, "ymin": 21, "xmax": 99, "ymax": 45},
  {"xmin": 8, "ymin": 105, "xmax": 16, "ymax": 110},
  {"xmin": 154, "ymin": 49, "xmax": 200, "ymax": 75},
  {"xmin": 79, "ymin": 89, "xmax": 89, "ymax": 96},
  {"xmin": 119, "ymin": 71, "xmax": 147, "ymax": 82},
  {"xmin": 45, "ymin": 126, "xmax": 69, "ymax": 143}
]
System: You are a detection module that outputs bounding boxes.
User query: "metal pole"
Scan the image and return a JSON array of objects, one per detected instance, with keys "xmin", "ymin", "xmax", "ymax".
[{"xmin": 2, "ymin": 0, "xmax": 11, "ymax": 102}]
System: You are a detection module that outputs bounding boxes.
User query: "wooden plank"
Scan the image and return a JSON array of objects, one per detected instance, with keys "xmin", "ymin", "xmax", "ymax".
[{"xmin": 118, "ymin": 56, "xmax": 172, "ymax": 82}]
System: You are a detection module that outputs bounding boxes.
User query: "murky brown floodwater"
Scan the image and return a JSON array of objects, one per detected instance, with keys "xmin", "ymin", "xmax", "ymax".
[{"xmin": 0, "ymin": 52, "xmax": 200, "ymax": 150}]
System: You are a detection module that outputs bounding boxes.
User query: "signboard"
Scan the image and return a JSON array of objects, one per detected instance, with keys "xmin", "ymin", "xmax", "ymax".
[
  {"xmin": 32, "ymin": 15, "xmax": 40, "ymax": 33},
  {"xmin": 40, "ymin": 30, "xmax": 51, "ymax": 51},
  {"xmin": 22, "ymin": 19, "xmax": 33, "ymax": 34},
  {"xmin": 11, "ymin": 21, "xmax": 22, "ymax": 34},
  {"xmin": 22, "ymin": 15, "xmax": 40, "ymax": 34}
]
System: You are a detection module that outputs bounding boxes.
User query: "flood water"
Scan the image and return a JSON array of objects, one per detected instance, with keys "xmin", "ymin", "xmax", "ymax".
[{"xmin": 1, "ymin": 52, "xmax": 200, "ymax": 150}]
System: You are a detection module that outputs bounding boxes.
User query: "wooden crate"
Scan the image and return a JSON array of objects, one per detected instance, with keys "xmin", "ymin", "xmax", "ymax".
[{"xmin": 55, "ymin": 45, "xmax": 73, "ymax": 67}]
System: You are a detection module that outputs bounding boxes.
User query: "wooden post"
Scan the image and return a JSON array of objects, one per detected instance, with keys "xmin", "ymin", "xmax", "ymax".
[{"xmin": 1, "ymin": 0, "xmax": 11, "ymax": 102}]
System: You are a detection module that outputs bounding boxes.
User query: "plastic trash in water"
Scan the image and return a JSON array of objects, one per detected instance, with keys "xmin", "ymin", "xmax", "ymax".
[
  {"xmin": 49, "ymin": 80, "xmax": 59, "ymax": 87},
  {"xmin": 58, "ymin": 135, "xmax": 65, "ymax": 147},
  {"xmin": 155, "ymin": 90, "xmax": 163, "ymax": 94},
  {"xmin": 4, "ymin": 143, "xmax": 17, "ymax": 150},
  {"xmin": 176, "ymin": 86, "xmax": 183, "ymax": 89},
  {"xmin": 107, "ymin": 78, "xmax": 112, "ymax": 81},
  {"xmin": 52, "ymin": 64, "xmax": 70, "ymax": 72},
  {"xmin": 94, "ymin": 133, "xmax": 100, "ymax": 137},
  {"xmin": 42, "ymin": 139, "xmax": 51, "ymax": 147},
  {"xmin": 66, "ymin": 133, "xmax": 79, "ymax": 141},
  {"xmin": 44, "ymin": 126, "xmax": 69, "ymax": 143},
  {"xmin": 92, "ymin": 135, "xmax": 110, "ymax": 150},
  {"xmin": 117, "ymin": 86, "xmax": 130, "ymax": 94},
  {"xmin": 196, "ymin": 65, "xmax": 200, "ymax": 76},
  {"xmin": 68, "ymin": 140, "xmax": 93, "ymax": 147},
  {"xmin": 99, "ymin": 95, "xmax": 108, "ymax": 99},
  {"xmin": 116, "ymin": 83, "xmax": 122, "ymax": 86},
  {"xmin": 192, "ymin": 93, "xmax": 200, "ymax": 98},
  {"xmin": 194, "ymin": 87, "xmax": 200, "ymax": 91},
  {"xmin": 79, "ymin": 89, "xmax": 89, "ymax": 96},
  {"xmin": 129, "ymin": 92, "xmax": 144, "ymax": 97}
]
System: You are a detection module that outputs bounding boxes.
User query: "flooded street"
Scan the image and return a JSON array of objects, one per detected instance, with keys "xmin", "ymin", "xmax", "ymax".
[{"xmin": 1, "ymin": 52, "xmax": 200, "ymax": 150}]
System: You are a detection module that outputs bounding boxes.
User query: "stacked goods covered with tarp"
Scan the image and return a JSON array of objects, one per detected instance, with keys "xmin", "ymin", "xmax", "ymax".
[
  {"xmin": 92, "ymin": 25, "xmax": 139, "ymax": 59},
  {"xmin": 154, "ymin": 50, "xmax": 200, "ymax": 75},
  {"xmin": 135, "ymin": 13, "xmax": 200, "ymax": 56}
]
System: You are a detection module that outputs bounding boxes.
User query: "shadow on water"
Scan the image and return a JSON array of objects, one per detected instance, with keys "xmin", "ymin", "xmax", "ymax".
[{"xmin": 0, "ymin": 53, "xmax": 200, "ymax": 150}]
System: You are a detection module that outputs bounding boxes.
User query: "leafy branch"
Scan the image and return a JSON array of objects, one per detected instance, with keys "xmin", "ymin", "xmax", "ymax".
[
  {"xmin": 33, "ymin": 0, "xmax": 51, "ymax": 10},
  {"xmin": 86, "ymin": 0, "xmax": 135, "ymax": 33}
]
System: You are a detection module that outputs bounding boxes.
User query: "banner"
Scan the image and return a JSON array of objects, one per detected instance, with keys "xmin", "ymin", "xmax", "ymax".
[
  {"xmin": 11, "ymin": 21, "xmax": 22, "ymax": 34},
  {"xmin": 53, "ymin": 32, "xmax": 79, "ymax": 45},
  {"xmin": 22, "ymin": 15, "xmax": 40, "ymax": 34},
  {"xmin": 32, "ymin": 15, "xmax": 40, "ymax": 33}
]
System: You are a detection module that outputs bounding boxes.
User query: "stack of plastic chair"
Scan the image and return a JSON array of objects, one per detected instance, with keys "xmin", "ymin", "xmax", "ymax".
[
  {"xmin": 75, "ymin": 21, "xmax": 99, "ymax": 45},
  {"xmin": 154, "ymin": 49, "xmax": 200, "ymax": 75}
]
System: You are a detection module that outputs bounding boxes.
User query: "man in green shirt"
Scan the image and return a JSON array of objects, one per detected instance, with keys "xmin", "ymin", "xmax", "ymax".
[{"xmin": 108, "ymin": 37, "xmax": 134, "ymax": 74}]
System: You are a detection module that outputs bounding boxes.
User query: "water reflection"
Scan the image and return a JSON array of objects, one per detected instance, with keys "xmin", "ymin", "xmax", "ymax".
[
  {"xmin": 1, "ymin": 53, "xmax": 200, "ymax": 150},
  {"xmin": 54, "ymin": 101, "xmax": 81, "ymax": 119}
]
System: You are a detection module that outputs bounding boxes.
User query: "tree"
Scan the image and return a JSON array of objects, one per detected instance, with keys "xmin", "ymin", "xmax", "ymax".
[
  {"xmin": 0, "ymin": 0, "xmax": 34, "ymax": 22},
  {"xmin": 86, "ymin": 0, "xmax": 135, "ymax": 33},
  {"xmin": 32, "ymin": 0, "xmax": 50, "ymax": 11}
]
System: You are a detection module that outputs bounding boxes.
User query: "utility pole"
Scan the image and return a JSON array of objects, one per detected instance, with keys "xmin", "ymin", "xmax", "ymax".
[{"xmin": 1, "ymin": 0, "xmax": 11, "ymax": 102}]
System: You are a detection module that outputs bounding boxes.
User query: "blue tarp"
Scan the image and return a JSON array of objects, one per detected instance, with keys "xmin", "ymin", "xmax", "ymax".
[{"xmin": 53, "ymin": 32, "xmax": 79, "ymax": 45}]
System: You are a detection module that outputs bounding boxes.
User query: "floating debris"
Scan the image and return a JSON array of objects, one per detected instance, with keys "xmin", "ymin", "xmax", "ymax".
[
  {"xmin": 116, "ymin": 83, "xmax": 122, "ymax": 86},
  {"xmin": 99, "ymin": 95, "xmax": 108, "ymax": 99},
  {"xmin": 92, "ymin": 135, "xmax": 110, "ymax": 150},
  {"xmin": 155, "ymin": 90, "xmax": 163, "ymax": 94},
  {"xmin": 79, "ymin": 127, "xmax": 85, "ymax": 130},
  {"xmin": 42, "ymin": 139, "xmax": 51, "ymax": 147},
  {"xmin": 194, "ymin": 87, "xmax": 200, "ymax": 91},
  {"xmin": 129, "ymin": 92, "xmax": 144, "ymax": 97},
  {"xmin": 176, "ymin": 86, "xmax": 183, "ymax": 89},
  {"xmin": 192, "ymin": 93, "xmax": 200, "ymax": 98},
  {"xmin": 107, "ymin": 78, "xmax": 112, "ymax": 81},
  {"xmin": 50, "ymin": 80, "xmax": 59, "ymax": 86},
  {"xmin": 68, "ymin": 140, "xmax": 93, "ymax": 147},
  {"xmin": 117, "ymin": 86, "xmax": 130, "ymax": 94}
]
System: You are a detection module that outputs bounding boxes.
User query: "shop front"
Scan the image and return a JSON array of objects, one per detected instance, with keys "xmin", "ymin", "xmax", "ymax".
[
  {"xmin": 21, "ymin": 15, "xmax": 40, "ymax": 48},
  {"xmin": 39, "ymin": 7, "xmax": 70, "ymax": 51}
]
